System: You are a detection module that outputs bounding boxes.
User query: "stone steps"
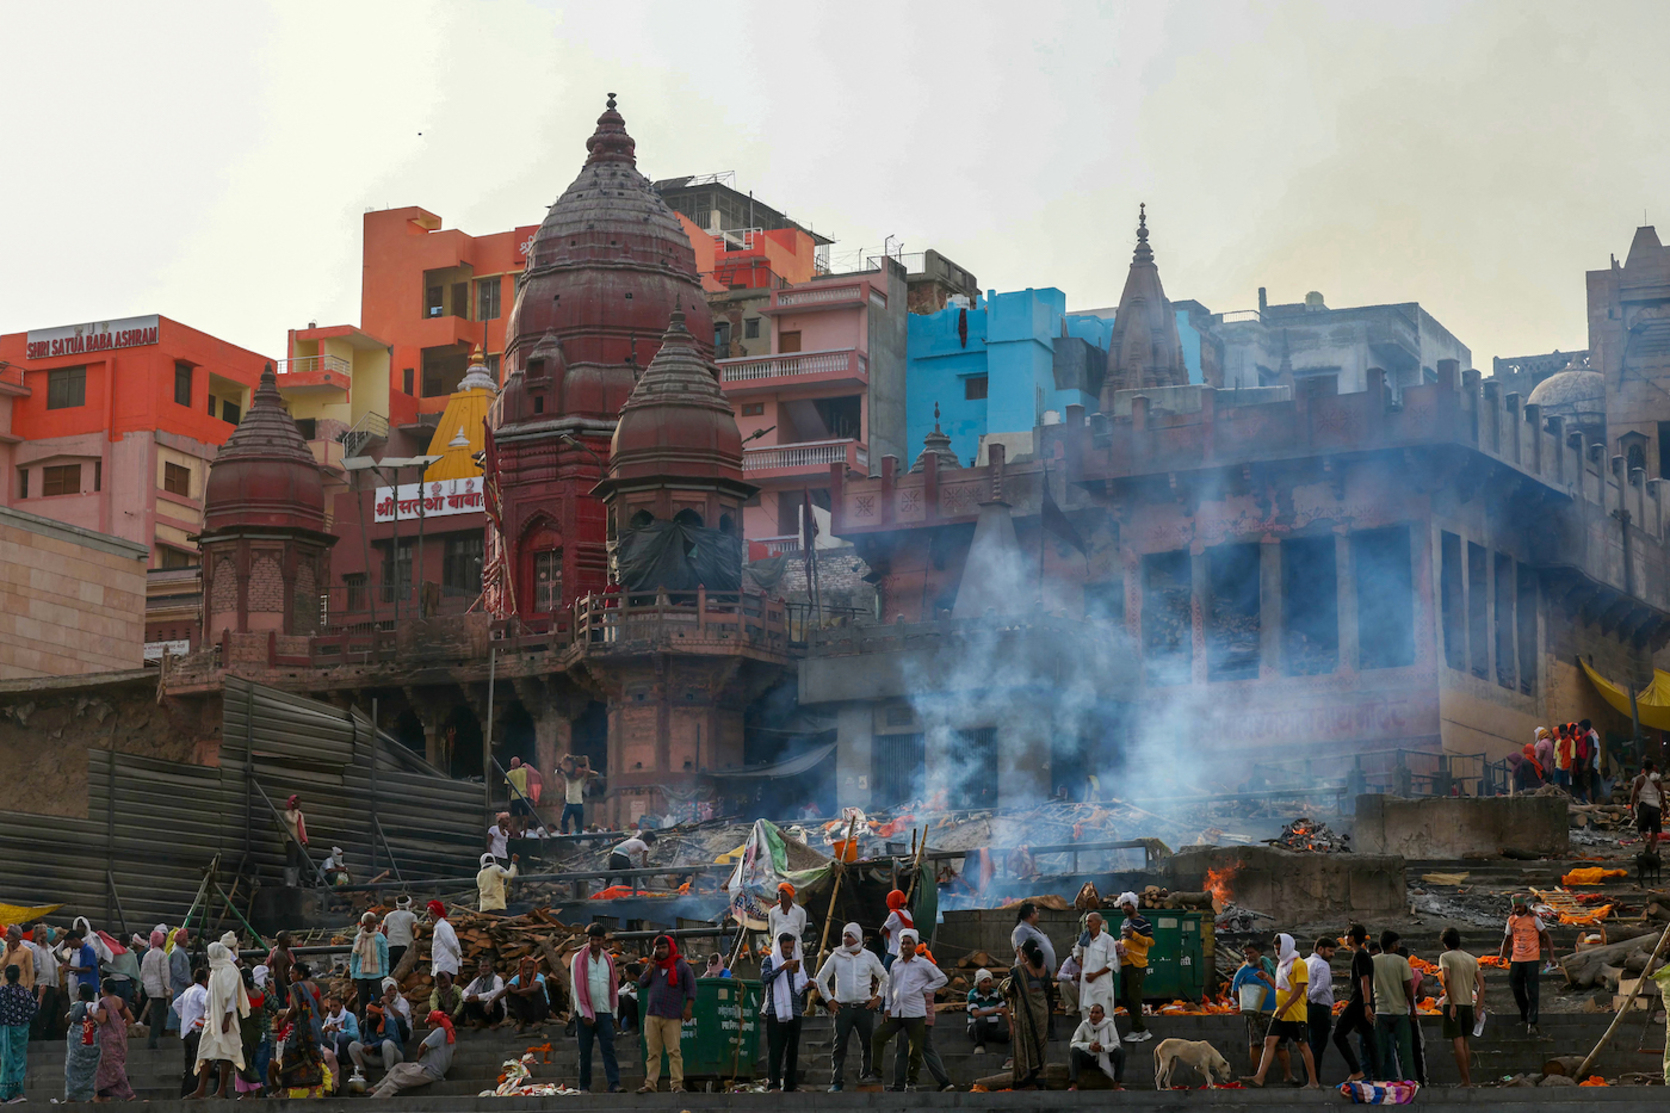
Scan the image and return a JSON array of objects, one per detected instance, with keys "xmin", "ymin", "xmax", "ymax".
[{"xmin": 20, "ymin": 1011, "xmax": 1657, "ymax": 1098}]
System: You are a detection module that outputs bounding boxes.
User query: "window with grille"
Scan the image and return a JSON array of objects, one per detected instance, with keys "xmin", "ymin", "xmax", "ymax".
[
  {"xmin": 380, "ymin": 539, "xmax": 414, "ymax": 602},
  {"xmin": 533, "ymin": 550, "xmax": 562, "ymax": 612},
  {"xmin": 741, "ymin": 402, "xmax": 764, "ymax": 417},
  {"xmin": 42, "ymin": 463, "xmax": 81, "ymax": 496},
  {"xmin": 158, "ymin": 545, "xmax": 197, "ymax": 569},
  {"xmin": 174, "ymin": 362, "xmax": 193, "ymax": 406},
  {"xmin": 163, "ymin": 462, "xmax": 191, "ymax": 496},
  {"xmin": 477, "ymin": 278, "xmax": 501, "ymax": 320},
  {"xmin": 744, "ymin": 318, "xmax": 760, "ymax": 339},
  {"xmin": 344, "ymin": 573, "xmax": 369, "ymax": 613},
  {"xmin": 442, "ymin": 533, "xmax": 484, "ymax": 596},
  {"xmin": 964, "ymin": 375, "xmax": 988, "ymax": 401},
  {"xmin": 47, "ymin": 366, "xmax": 86, "ymax": 409}
]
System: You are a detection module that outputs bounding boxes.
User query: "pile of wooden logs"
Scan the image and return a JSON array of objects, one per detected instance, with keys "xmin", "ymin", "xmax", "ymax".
[
  {"xmin": 1559, "ymin": 924, "xmax": 1666, "ymax": 990},
  {"xmin": 330, "ymin": 904, "xmax": 610, "ymax": 1018}
]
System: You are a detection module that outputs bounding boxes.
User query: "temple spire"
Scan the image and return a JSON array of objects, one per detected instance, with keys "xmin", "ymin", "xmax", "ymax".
[{"xmin": 1133, "ymin": 202, "xmax": 1153, "ymax": 265}]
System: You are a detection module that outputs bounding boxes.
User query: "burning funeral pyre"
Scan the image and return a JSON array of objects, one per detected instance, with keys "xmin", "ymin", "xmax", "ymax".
[{"xmin": 1264, "ymin": 816, "xmax": 1350, "ymax": 853}]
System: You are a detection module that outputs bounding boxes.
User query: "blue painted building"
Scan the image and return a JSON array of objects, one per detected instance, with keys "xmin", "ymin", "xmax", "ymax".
[{"xmin": 906, "ymin": 288, "xmax": 1209, "ymax": 465}]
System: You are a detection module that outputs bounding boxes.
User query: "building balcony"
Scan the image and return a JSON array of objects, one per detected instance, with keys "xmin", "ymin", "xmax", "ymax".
[
  {"xmin": 274, "ymin": 354, "xmax": 351, "ymax": 394},
  {"xmin": 749, "ymin": 534, "xmax": 803, "ymax": 557},
  {"xmin": 743, "ymin": 437, "xmax": 866, "ymax": 481},
  {"xmin": 717, "ymin": 348, "xmax": 868, "ymax": 394},
  {"xmin": 0, "ymin": 362, "xmax": 28, "ymax": 396},
  {"xmin": 764, "ymin": 280, "xmax": 884, "ymax": 315}
]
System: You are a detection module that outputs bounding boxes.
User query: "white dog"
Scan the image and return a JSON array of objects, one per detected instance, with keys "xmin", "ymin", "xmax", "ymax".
[{"xmin": 1153, "ymin": 1038, "xmax": 1235, "ymax": 1090}]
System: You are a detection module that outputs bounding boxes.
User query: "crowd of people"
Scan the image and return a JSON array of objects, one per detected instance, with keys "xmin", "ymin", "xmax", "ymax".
[
  {"xmin": 1509, "ymin": 720, "xmax": 1605, "ymax": 800},
  {"xmin": 0, "ymin": 853, "xmax": 1574, "ymax": 1100},
  {"xmin": 1225, "ymin": 896, "xmax": 1555, "ymax": 1090}
]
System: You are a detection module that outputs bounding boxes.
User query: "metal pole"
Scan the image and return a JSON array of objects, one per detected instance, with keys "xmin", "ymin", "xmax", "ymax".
[
  {"xmin": 416, "ymin": 463, "xmax": 428, "ymax": 616},
  {"xmin": 484, "ymin": 647, "xmax": 497, "ymax": 820},
  {"xmin": 370, "ymin": 697, "xmax": 380, "ymax": 877},
  {"xmin": 244, "ymin": 685, "xmax": 254, "ymax": 862},
  {"xmin": 352, "ymin": 466, "xmax": 379, "ymax": 628}
]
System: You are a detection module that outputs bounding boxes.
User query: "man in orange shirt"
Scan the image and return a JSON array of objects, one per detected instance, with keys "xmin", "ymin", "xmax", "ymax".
[{"xmin": 1496, "ymin": 895, "xmax": 1551, "ymax": 1036}]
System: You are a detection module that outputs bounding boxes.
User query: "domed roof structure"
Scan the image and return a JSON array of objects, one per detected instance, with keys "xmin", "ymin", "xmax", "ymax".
[
  {"xmin": 910, "ymin": 403, "xmax": 961, "ymax": 473},
  {"xmin": 605, "ymin": 308, "xmax": 746, "ymax": 490},
  {"xmin": 501, "ymin": 94, "xmax": 714, "ymax": 424},
  {"xmin": 1527, "ymin": 359, "xmax": 1605, "ymax": 435},
  {"xmin": 201, "ymin": 363, "xmax": 326, "ymax": 534}
]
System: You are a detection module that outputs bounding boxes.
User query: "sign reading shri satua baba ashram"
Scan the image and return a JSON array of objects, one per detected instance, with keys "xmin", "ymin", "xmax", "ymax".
[
  {"xmin": 25, "ymin": 315, "xmax": 160, "ymax": 360},
  {"xmin": 374, "ymin": 477, "xmax": 484, "ymax": 523}
]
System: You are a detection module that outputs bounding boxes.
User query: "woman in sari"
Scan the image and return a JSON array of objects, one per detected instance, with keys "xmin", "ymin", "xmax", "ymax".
[
  {"xmin": 93, "ymin": 978, "xmax": 136, "ymax": 1101},
  {"xmin": 270, "ymin": 969, "xmax": 332, "ymax": 1098},
  {"xmin": 63, "ymin": 984, "xmax": 104, "ymax": 1102},
  {"xmin": 1001, "ymin": 938, "xmax": 1051, "ymax": 1090}
]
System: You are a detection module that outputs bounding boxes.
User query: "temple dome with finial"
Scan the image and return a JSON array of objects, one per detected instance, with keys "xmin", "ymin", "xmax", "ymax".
[
  {"xmin": 202, "ymin": 362, "xmax": 327, "ymax": 534},
  {"xmin": 501, "ymin": 93, "xmax": 714, "ymax": 423},
  {"xmin": 911, "ymin": 403, "xmax": 962, "ymax": 473},
  {"xmin": 606, "ymin": 308, "xmax": 746, "ymax": 487},
  {"xmin": 1099, "ymin": 203, "xmax": 1190, "ymax": 409}
]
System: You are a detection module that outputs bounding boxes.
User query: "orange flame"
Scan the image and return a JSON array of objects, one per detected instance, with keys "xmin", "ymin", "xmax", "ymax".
[{"xmin": 1204, "ymin": 862, "xmax": 1240, "ymax": 904}]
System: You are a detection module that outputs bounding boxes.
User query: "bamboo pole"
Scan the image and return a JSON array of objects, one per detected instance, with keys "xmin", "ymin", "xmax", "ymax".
[
  {"xmin": 903, "ymin": 826, "xmax": 928, "ymax": 905},
  {"xmin": 1575, "ymin": 922, "xmax": 1670, "ymax": 1079},
  {"xmin": 815, "ymin": 815, "xmax": 860, "ymax": 970}
]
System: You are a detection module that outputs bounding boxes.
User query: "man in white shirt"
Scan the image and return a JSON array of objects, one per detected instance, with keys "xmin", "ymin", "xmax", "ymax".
[
  {"xmin": 486, "ymin": 814, "xmax": 512, "ymax": 863},
  {"xmin": 1074, "ymin": 912, "xmax": 1119, "ymax": 1018},
  {"xmin": 27, "ymin": 923, "xmax": 60, "ymax": 1040},
  {"xmin": 1067, "ymin": 1003, "xmax": 1124, "ymax": 1089},
  {"xmin": 608, "ymin": 832, "xmax": 656, "ymax": 886},
  {"xmin": 461, "ymin": 956, "xmax": 506, "ymax": 1029},
  {"xmin": 865, "ymin": 929, "xmax": 946, "ymax": 1091},
  {"xmin": 1632, "ymin": 759, "xmax": 1664, "ymax": 855},
  {"xmin": 426, "ymin": 901, "xmax": 460, "ymax": 980},
  {"xmin": 1305, "ymin": 937, "xmax": 1337, "ymax": 1079},
  {"xmin": 768, "ymin": 883, "xmax": 808, "ymax": 963},
  {"xmin": 174, "ymin": 966, "xmax": 211, "ymax": 1088},
  {"xmin": 816, "ymin": 923, "xmax": 887, "ymax": 1092},
  {"xmin": 383, "ymin": 897, "xmax": 418, "ymax": 970},
  {"xmin": 1056, "ymin": 953, "xmax": 1082, "ymax": 1015}
]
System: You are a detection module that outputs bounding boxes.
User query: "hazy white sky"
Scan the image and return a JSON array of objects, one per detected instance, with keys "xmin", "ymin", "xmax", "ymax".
[{"xmin": 5, "ymin": 0, "xmax": 1667, "ymax": 368}]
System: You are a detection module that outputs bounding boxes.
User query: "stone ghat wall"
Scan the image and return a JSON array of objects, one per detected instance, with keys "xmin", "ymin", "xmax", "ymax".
[
  {"xmin": 1354, "ymin": 793, "xmax": 1569, "ymax": 859},
  {"xmin": 1168, "ymin": 844, "xmax": 1407, "ymax": 922}
]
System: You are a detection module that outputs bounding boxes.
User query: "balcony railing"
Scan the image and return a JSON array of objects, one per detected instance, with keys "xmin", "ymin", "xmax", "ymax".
[
  {"xmin": 338, "ymin": 411, "xmax": 389, "ymax": 457},
  {"xmin": 274, "ymin": 354, "xmax": 352, "ymax": 392},
  {"xmin": 750, "ymin": 534, "xmax": 802, "ymax": 556},
  {"xmin": 569, "ymin": 587, "xmax": 788, "ymax": 655},
  {"xmin": 775, "ymin": 283, "xmax": 866, "ymax": 308},
  {"xmin": 743, "ymin": 438, "xmax": 866, "ymax": 474},
  {"xmin": 717, "ymin": 348, "xmax": 867, "ymax": 384}
]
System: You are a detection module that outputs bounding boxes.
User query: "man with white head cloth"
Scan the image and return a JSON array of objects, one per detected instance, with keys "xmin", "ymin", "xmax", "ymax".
[
  {"xmin": 476, "ymin": 852, "xmax": 520, "ymax": 913},
  {"xmin": 1115, "ymin": 892, "xmax": 1153, "ymax": 1042},
  {"xmin": 1073, "ymin": 912, "xmax": 1120, "ymax": 1019},
  {"xmin": 814, "ymin": 923, "xmax": 888, "ymax": 1092},
  {"xmin": 189, "ymin": 941, "xmax": 250, "ymax": 1098}
]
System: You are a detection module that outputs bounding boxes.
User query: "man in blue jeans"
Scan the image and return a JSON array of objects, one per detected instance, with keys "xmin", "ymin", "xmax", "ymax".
[
  {"xmin": 570, "ymin": 924, "xmax": 622, "ymax": 1092},
  {"xmin": 558, "ymin": 756, "xmax": 598, "ymax": 834}
]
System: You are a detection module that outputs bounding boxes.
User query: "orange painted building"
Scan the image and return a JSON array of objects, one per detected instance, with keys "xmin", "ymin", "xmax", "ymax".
[{"xmin": 0, "ymin": 315, "xmax": 271, "ymax": 654}]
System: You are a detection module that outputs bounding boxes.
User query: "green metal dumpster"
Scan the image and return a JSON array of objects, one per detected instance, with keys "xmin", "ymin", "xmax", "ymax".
[
  {"xmin": 640, "ymin": 977, "xmax": 763, "ymax": 1080},
  {"xmin": 1141, "ymin": 912, "xmax": 1214, "ymax": 1002}
]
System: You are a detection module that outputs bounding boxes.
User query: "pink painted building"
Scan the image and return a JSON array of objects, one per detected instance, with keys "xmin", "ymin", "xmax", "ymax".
[{"xmin": 718, "ymin": 261, "xmax": 909, "ymax": 549}]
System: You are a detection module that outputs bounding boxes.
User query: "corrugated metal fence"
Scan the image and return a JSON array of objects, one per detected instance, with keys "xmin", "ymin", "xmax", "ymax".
[{"xmin": 0, "ymin": 678, "xmax": 484, "ymax": 932}]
